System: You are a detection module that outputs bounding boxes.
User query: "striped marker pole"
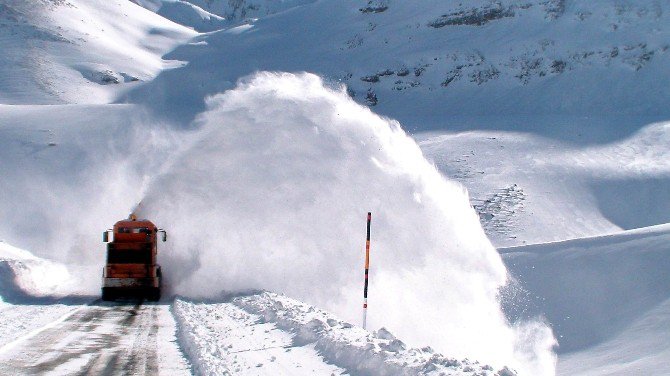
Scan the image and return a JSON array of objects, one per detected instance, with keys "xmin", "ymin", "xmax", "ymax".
[{"xmin": 363, "ymin": 212, "xmax": 372, "ymax": 330}]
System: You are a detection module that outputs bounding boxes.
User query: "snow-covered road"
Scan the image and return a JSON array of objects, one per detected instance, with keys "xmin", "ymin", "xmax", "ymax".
[{"xmin": 0, "ymin": 301, "xmax": 190, "ymax": 375}]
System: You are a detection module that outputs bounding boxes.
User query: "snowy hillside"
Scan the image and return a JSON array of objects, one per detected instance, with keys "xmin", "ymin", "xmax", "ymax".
[
  {"xmin": 1, "ymin": 0, "xmax": 669, "ymax": 375},
  {"xmin": 133, "ymin": 0, "xmax": 670, "ymax": 125},
  {"xmin": 503, "ymin": 224, "xmax": 670, "ymax": 375},
  {"xmin": 419, "ymin": 121, "xmax": 670, "ymax": 246},
  {"xmin": 0, "ymin": 0, "xmax": 195, "ymax": 104},
  {"xmin": 127, "ymin": 0, "xmax": 670, "ymax": 248}
]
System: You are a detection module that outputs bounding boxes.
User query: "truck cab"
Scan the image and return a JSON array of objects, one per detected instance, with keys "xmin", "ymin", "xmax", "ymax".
[{"xmin": 102, "ymin": 215, "xmax": 166, "ymax": 301}]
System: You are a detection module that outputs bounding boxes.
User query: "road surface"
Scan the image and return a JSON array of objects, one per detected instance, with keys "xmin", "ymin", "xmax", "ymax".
[{"xmin": 0, "ymin": 301, "xmax": 190, "ymax": 375}]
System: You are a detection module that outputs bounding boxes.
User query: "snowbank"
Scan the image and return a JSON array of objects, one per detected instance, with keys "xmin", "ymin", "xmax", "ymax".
[
  {"xmin": 140, "ymin": 72, "xmax": 555, "ymax": 374},
  {"xmin": 236, "ymin": 292, "xmax": 516, "ymax": 375},
  {"xmin": 173, "ymin": 292, "xmax": 517, "ymax": 375},
  {"xmin": 0, "ymin": 241, "xmax": 77, "ymax": 301},
  {"xmin": 502, "ymin": 224, "xmax": 670, "ymax": 375}
]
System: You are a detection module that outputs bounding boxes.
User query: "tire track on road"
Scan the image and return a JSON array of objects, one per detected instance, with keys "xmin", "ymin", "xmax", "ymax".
[{"xmin": 0, "ymin": 301, "xmax": 165, "ymax": 375}]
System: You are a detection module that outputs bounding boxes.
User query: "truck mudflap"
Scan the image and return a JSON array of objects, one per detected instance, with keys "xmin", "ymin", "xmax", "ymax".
[{"xmin": 102, "ymin": 277, "xmax": 160, "ymax": 288}]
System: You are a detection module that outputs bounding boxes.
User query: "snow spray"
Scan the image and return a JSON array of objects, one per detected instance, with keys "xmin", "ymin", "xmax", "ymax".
[
  {"xmin": 0, "ymin": 105, "xmax": 178, "ymax": 294},
  {"xmin": 362, "ymin": 212, "xmax": 371, "ymax": 330},
  {"xmin": 136, "ymin": 72, "xmax": 556, "ymax": 375}
]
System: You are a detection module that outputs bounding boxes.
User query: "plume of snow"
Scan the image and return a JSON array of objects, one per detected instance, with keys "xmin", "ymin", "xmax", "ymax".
[{"xmin": 139, "ymin": 72, "xmax": 556, "ymax": 374}]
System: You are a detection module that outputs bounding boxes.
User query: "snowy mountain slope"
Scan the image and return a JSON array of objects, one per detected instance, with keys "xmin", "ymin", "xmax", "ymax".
[
  {"xmin": 119, "ymin": 1, "xmax": 670, "ymax": 250},
  {"xmin": 501, "ymin": 224, "xmax": 670, "ymax": 375},
  {"xmin": 130, "ymin": 0, "xmax": 670, "ymax": 129},
  {"xmin": 166, "ymin": 0, "xmax": 316, "ymax": 22},
  {"xmin": 125, "ymin": 0, "xmax": 670, "ymax": 250},
  {"xmin": 419, "ymin": 120, "xmax": 670, "ymax": 246},
  {"xmin": 133, "ymin": 0, "xmax": 228, "ymax": 32},
  {"xmin": 1, "ymin": 0, "xmax": 669, "ymax": 375},
  {"xmin": 0, "ymin": 0, "xmax": 195, "ymax": 105},
  {"xmin": 558, "ymin": 299, "xmax": 670, "ymax": 376},
  {"xmin": 157, "ymin": 2, "xmax": 226, "ymax": 32}
]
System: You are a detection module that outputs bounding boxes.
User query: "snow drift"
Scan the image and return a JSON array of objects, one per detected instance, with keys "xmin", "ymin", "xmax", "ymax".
[
  {"xmin": 0, "ymin": 241, "xmax": 77, "ymax": 301},
  {"xmin": 501, "ymin": 224, "xmax": 670, "ymax": 375},
  {"xmin": 174, "ymin": 292, "xmax": 518, "ymax": 375},
  {"xmin": 0, "ymin": 104, "xmax": 179, "ymax": 296},
  {"xmin": 138, "ymin": 72, "xmax": 555, "ymax": 374}
]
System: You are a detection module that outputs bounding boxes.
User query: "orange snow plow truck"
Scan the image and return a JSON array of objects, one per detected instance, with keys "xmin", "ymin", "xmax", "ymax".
[{"xmin": 101, "ymin": 214, "xmax": 166, "ymax": 301}]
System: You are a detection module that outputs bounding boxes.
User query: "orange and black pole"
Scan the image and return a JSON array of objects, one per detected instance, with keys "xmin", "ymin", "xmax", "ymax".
[{"xmin": 363, "ymin": 212, "xmax": 372, "ymax": 329}]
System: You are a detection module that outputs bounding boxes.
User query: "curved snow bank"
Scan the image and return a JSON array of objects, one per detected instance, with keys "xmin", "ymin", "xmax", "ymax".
[
  {"xmin": 238, "ymin": 292, "xmax": 516, "ymax": 376},
  {"xmin": 0, "ymin": 241, "xmax": 76, "ymax": 301},
  {"xmin": 501, "ymin": 223, "xmax": 670, "ymax": 375},
  {"xmin": 141, "ymin": 72, "xmax": 555, "ymax": 374}
]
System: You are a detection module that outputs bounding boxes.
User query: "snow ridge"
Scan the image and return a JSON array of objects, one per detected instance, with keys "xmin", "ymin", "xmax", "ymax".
[
  {"xmin": 173, "ymin": 292, "xmax": 516, "ymax": 376},
  {"xmin": 0, "ymin": 242, "xmax": 76, "ymax": 301},
  {"xmin": 171, "ymin": 300, "xmax": 222, "ymax": 375}
]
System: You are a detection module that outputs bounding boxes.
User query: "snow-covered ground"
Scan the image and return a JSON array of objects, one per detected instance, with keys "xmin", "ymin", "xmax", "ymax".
[
  {"xmin": 0, "ymin": 232, "xmax": 521, "ymax": 375},
  {"xmin": 0, "ymin": 0, "xmax": 195, "ymax": 105},
  {"xmin": 1, "ymin": 0, "xmax": 669, "ymax": 375},
  {"xmin": 419, "ymin": 119, "xmax": 670, "ymax": 247},
  {"xmin": 128, "ymin": 0, "xmax": 670, "ymax": 127},
  {"xmin": 174, "ymin": 292, "xmax": 515, "ymax": 375},
  {"xmin": 503, "ymin": 224, "xmax": 670, "ymax": 375},
  {"xmin": 0, "ymin": 243, "xmax": 511, "ymax": 375}
]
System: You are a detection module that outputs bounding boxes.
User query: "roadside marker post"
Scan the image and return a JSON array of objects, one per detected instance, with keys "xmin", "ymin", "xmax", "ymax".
[{"xmin": 363, "ymin": 212, "xmax": 371, "ymax": 330}]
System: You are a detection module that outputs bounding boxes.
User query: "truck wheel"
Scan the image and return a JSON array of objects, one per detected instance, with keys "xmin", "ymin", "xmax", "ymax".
[
  {"xmin": 147, "ymin": 288, "xmax": 160, "ymax": 302},
  {"xmin": 101, "ymin": 288, "xmax": 115, "ymax": 301}
]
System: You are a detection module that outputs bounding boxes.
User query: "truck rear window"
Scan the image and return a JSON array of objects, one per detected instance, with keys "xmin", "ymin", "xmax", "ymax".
[
  {"xmin": 107, "ymin": 249, "xmax": 152, "ymax": 264},
  {"xmin": 118, "ymin": 227, "xmax": 151, "ymax": 234}
]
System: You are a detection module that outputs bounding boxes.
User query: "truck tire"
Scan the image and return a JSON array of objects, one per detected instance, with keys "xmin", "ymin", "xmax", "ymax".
[
  {"xmin": 101, "ymin": 288, "xmax": 115, "ymax": 301},
  {"xmin": 147, "ymin": 287, "xmax": 160, "ymax": 302}
]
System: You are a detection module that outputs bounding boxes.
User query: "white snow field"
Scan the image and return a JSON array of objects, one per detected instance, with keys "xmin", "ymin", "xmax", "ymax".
[
  {"xmin": 1, "ymin": 0, "xmax": 669, "ymax": 375},
  {"xmin": 136, "ymin": 72, "xmax": 556, "ymax": 375},
  {"xmin": 0, "ymin": 0, "xmax": 196, "ymax": 105},
  {"xmin": 502, "ymin": 224, "xmax": 670, "ymax": 375},
  {"xmin": 419, "ymin": 120, "xmax": 670, "ymax": 247}
]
